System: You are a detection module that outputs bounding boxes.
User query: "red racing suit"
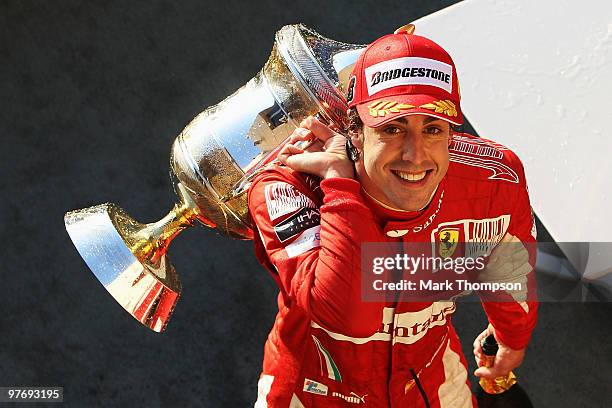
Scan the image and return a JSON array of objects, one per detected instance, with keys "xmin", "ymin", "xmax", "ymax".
[{"xmin": 247, "ymin": 132, "xmax": 538, "ymax": 407}]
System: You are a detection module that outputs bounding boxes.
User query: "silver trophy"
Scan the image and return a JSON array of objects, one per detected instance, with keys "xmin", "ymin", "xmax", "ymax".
[{"xmin": 64, "ymin": 24, "xmax": 367, "ymax": 332}]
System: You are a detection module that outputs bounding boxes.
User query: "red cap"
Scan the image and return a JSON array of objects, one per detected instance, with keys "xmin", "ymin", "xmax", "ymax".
[{"xmin": 346, "ymin": 26, "xmax": 463, "ymax": 127}]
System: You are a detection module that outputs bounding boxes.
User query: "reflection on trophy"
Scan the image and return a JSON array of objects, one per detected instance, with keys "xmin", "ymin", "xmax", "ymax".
[{"xmin": 64, "ymin": 24, "xmax": 366, "ymax": 332}]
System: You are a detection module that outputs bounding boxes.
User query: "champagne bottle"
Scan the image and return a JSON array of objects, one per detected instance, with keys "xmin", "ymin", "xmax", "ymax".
[{"xmin": 475, "ymin": 335, "xmax": 534, "ymax": 408}]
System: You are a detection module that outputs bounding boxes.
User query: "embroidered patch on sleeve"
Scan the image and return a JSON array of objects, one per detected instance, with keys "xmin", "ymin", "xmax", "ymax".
[{"xmin": 265, "ymin": 182, "xmax": 316, "ymax": 221}]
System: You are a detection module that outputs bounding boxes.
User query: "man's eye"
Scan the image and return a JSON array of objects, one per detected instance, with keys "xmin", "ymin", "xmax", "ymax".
[
  {"xmin": 424, "ymin": 126, "xmax": 442, "ymax": 135},
  {"xmin": 383, "ymin": 126, "xmax": 402, "ymax": 135}
]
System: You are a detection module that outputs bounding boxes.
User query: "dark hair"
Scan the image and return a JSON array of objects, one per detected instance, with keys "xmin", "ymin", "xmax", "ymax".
[{"xmin": 347, "ymin": 107, "xmax": 363, "ymax": 134}]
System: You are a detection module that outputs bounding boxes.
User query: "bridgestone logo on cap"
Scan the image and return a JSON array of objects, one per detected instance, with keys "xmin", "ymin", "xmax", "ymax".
[{"xmin": 365, "ymin": 57, "xmax": 453, "ymax": 96}]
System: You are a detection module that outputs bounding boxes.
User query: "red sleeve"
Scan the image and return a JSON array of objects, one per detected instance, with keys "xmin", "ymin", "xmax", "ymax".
[
  {"xmin": 480, "ymin": 155, "xmax": 539, "ymax": 350},
  {"xmin": 248, "ymin": 170, "xmax": 384, "ymax": 337}
]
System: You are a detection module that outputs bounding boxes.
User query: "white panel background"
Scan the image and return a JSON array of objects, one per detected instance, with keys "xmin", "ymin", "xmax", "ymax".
[
  {"xmin": 415, "ymin": 0, "xmax": 612, "ymax": 280},
  {"xmin": 413, "ymin": 0, "xmax": 612, "ymax": 244}
]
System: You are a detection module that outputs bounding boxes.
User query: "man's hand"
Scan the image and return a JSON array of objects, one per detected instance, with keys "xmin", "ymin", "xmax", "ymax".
[
  {"xmin": 277, "ymin": 116, "xmax": 355, "ymax": 179},
  {"xmin": 473, "ymin": 324, "xmax": 526, "ymax": 380}
]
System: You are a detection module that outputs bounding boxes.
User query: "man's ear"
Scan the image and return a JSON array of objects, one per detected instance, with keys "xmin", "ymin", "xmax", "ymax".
[
  {"xmin": 346, "ymin": 129, "xmax": 363, "ymax": 163},
  {"xmin": 349, "ymin": 129, "xmax": 363, "ymax": 151}
]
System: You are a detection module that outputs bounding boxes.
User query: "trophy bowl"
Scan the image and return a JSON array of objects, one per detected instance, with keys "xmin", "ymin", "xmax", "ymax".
[{"xmin": 65, "ymin": 24, "xmax": 366, "ymax": 332}]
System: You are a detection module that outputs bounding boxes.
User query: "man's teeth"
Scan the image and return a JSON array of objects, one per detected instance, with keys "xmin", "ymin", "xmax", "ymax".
[{"xmin": 395, "ymin": 170, "xmax": 426, "ymax": 181}]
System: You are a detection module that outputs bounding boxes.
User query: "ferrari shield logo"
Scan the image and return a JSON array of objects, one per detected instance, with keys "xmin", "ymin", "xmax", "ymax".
[{"xmin": 438, "ymin": 228, "xmax": 459, "ymax": 258}]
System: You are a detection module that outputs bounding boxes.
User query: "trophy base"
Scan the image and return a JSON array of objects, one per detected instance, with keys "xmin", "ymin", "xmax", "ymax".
[{"xmin": 65, "ymin": 204, "xmax": 181, "ymax": 332}]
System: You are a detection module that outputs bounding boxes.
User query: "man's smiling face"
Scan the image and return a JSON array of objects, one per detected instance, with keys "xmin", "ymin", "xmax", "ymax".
[{"xmin": 355, "ymin": 114, "xmax": 451, "ymax": 211}]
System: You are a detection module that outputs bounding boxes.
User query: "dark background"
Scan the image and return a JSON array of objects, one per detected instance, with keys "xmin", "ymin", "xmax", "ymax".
[{"xmin": 1, "ymin": 0, "xmax": 610, "ymax": 406}]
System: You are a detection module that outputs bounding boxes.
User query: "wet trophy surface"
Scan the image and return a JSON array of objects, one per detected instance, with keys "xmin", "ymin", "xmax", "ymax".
[{"xmin": 65, "ymin": 24, "xmax": 366, "ymax": 332}]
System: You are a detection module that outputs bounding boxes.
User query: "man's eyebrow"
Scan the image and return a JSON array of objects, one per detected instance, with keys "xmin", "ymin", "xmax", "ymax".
[
  {"xmin": 423, "ymin": 116, "xmax": 444, "ymax": 125},
  {"xmin": 390, "ymin": 117, "xmax": 409, "ymax": 125},
  {"xmin": 389, "ymin": 116, "xmax": 445, "ymax": 125}
]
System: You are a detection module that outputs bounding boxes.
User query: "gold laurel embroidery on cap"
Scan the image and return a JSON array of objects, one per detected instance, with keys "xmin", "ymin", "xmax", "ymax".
[
  {"xmin": 419, "ymin": 99, "xmax": 458, "ymax": 117},
  {"xmin": 368, "ymin": 101, "xmax": 415, "ymax": 117}
]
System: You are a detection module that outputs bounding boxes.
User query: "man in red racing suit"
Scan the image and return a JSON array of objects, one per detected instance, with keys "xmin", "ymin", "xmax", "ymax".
[{"xmin": 248, "ymin": 27, "xmax": 538, "ymax": 408}]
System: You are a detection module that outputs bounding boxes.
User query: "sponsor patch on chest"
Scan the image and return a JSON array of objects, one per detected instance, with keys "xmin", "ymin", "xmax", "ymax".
[{"xmin": 431, "ymin": 215, "xmax": 511, "ymax": 259}]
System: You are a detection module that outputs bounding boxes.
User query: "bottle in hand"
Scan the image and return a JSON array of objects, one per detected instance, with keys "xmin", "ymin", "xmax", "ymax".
[{"xmin": 475, "ymin": 335, "xmax": 534, "ymax": 408}]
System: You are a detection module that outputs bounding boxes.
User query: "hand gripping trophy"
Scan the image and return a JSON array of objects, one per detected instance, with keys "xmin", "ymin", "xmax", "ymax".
[{"xmin": 64, "ymin": 24, "xmax": 373, "ymax": 332}]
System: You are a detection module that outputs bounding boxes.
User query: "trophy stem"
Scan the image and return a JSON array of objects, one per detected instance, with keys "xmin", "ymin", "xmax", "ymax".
[
  {"xmin": 130, "ymin": 201, "xmax": 198, "ymax": 267},
  {"xmin": 125, "ymin": 182, "xmax": 200, "ymax": 268}
]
